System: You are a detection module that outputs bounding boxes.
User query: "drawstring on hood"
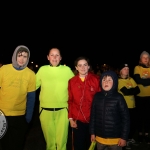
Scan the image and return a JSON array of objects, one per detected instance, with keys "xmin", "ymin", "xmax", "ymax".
[{"xmin": 12, "ymin": 45, "xmax": 30, "ymax": 69}]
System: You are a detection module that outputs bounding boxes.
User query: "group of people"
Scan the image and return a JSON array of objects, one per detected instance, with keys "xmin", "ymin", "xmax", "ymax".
[{"xmin": 0, "ymin": 46, "xmax": 150, "ymax": 150}]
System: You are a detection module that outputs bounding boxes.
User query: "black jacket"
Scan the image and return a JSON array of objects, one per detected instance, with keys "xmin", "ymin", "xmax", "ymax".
[{"xmin": 89, "ymin": 70, "xmax": 130, "ymax": 140}]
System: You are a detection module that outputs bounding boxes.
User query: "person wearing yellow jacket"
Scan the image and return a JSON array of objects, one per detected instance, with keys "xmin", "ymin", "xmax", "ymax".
[
  {"xmin": 134, "ymin": 51, "xmax": 150, "ymax": 144},
  {"xmin": 118, "ymin": 63, "xmax": 140, "ymax": 149}
]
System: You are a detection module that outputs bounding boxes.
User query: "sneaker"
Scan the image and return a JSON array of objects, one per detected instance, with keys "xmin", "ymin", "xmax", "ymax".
[
  {"xmin": 128, "ymin": 138, "xmax": 139, "ymax": 146},
  {"xmin": 144, "ymin": 135, "xmax": 150, "ymax": 144}
]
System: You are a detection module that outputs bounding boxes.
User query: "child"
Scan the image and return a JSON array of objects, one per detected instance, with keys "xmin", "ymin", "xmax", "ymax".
[
  {"xmin": 118, "ymin": 63, "xmax": 140, "ymax": 149},
  {"xmin": 89, "ymin": 70, "xmax": 130, "ymax": 150}
]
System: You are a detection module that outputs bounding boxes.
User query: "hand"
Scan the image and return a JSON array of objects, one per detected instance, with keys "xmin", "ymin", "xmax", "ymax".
[
  {"xmin": 118, "ymin": 138, "xmax": 126, "ymax": 147},
  {"xmin": 69, "ymin": 119, "xmax": 77, "ymax": 128},
  {"xmin": 91, "ymin": 134, "xmax": 96, "ymax": 142}
]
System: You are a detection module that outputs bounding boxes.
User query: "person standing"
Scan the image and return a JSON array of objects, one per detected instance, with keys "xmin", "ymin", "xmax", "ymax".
[
  {"xmin": 0, "ymin": 45, "xmax": 36, "ymax": 150},
  {"xmin": 118, "ymin": 63, "xmax": 140, "ymax": 149},
  {"xmin": 90, "ymin": 70, "xmax": 130, "ymax": 150},
  {"xmin": 133, "ymin": 51, "xmax": 150, "ymax": 144},
  {"xmin": 68, "ymin": 56, "xmax": 101, "ymax": 150},
  {"xmin": 36, "ymin": 48, "xmax": 74, "ymax": 150}
]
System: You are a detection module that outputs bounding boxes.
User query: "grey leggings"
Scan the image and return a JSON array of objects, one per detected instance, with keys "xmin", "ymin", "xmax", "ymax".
[{"xmin": 97, "ymin": 142, "xmax": 122, "ymax": 150}]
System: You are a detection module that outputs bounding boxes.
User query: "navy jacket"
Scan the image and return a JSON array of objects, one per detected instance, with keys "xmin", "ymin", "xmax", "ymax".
[{"xmin": 89, "ymin": 70, "xmax": 130, "ymax": 140}]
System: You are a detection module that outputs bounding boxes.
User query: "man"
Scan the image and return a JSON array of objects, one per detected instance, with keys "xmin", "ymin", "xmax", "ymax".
[{"xmin": 0, "ymin": 45, "xmax": 36, "ymax": 150}]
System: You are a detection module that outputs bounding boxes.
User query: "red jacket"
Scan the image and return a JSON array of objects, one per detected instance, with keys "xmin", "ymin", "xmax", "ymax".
[{"xmin": 68, "ymin": 72, "xmax": 101, "ymax": 123}]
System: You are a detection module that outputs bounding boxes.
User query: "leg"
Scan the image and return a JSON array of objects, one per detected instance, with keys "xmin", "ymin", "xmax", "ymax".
[
  {"xmin": 135, "ymin": 96, "xmax": 144, "ymax": 142},
  {"xmin": 107, "ymin": 145, "xmax": 122, "ymax": 150},
  {"xmin": 55, "ymin": 108, "xmax": 69, "ymax": 150},
  {"xmin": 128, "ymin": 108, "xmax": 137, "ymax": 139},
  {"xmin": 143, "ymin": 97, "xmax": 150, "ymax": 143},
  {"xmin": 67, "ymin": 124, "xmax": 73, "ymax": 150},
  {"xmin": 126, "ymin": 108, "xmax": 139, "ymax": 147},
  {"xmin": 96, "ymin": 142, "xmax": 108, "ymax": 150},
  {"xmin": 73, "ymin": 121, "xmax": 91, "ymax": 150},
  {"xmin": 0, "ymin": 116, "xmax": 28, "ymax": 150},
  {"xmin": 40, "ymin": 109, "xmax": 56, "ymax": 150}
]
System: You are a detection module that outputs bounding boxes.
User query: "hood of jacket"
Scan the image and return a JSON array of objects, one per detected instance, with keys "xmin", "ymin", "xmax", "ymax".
[
  {"xmin": 12, "ymin": 45, "xmax": 30, "ymax": 69},
  {"xmin": 100, "ymin": 70, "xmax": 118, "ymax": 94}
]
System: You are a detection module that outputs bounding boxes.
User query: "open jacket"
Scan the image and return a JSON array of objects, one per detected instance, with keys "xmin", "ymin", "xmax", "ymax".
[{"xmin": 68, "ymin": 72, "xmax": 101, "ymax": 123}]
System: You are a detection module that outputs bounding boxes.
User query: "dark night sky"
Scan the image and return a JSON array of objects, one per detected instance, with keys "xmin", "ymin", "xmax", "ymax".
[{"xmin": 1, "ymin": 4, "xmax": 150, "ymax": 71}]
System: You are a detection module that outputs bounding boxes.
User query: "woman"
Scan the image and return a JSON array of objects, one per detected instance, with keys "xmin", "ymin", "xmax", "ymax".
[
  {"xmin": 36, "ymin": 48, "xmax": 74, "ymax": 150},
  {"xmin": 68, "ymin": 56, "xmax": 101, "ymax": 150},
  {"xmin": 118, "ymin": 63, "xmax": 140, "ymax": 149},
  {"xmin": 133, "ymin": 51, "xmax": 150, "ymax": 144}
]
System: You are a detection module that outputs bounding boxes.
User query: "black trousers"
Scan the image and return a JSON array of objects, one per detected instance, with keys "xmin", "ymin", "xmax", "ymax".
[
  {"xmin": 135, "ymin": 96, "xmax": 150, "ymax": 133},
  {"xmin": 128, "ymin": 108, "xmax": 137, "ymax": 139},
  {"xmin": 73, "ymin": 120, "xmax": 91, "ymax": 150},
  {"xmin": 0, "ymin": 115, "xmax": 28, "ymax": 150}
]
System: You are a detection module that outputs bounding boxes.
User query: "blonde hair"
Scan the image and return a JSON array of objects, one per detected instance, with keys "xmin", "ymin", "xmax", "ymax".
[{"xmin": 119, "ymin": 68, "xmax": 130, "ymax": 79}]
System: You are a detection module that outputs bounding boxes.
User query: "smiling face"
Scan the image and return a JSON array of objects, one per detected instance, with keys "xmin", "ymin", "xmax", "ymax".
[
  {"xmin": 47, "ymin": 48, "xmax": 62, "ymax": 66},
  {"xmin": 102, "ymin": 75, "xmax": 113, "ymax": 91},
  {"xmin": 75, "ymin": 59, "xmax": 90, "ymax": 77}
]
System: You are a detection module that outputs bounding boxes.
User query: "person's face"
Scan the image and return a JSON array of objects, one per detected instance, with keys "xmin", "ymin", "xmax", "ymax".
[
  {"xmin": 102, "ymin": 76, "xmax": 113, "ymax": 91},
  {"xmin": 141, "ymin": 54, "xmax": 149, "ymax": 66},
  {"xmin": 75, "ymin": 59, "xmax": 90, "ymax": 77},
  {"xmin": 17, "ymin": 51, "xmax": 28, "ymax": 67},
  {"xmin": 120, "ymin": 67, "xmax": 129, "ymax": 76},
  {"xmin": 47, "ymin": 48, "xmax": 62, "ymax": 66}
]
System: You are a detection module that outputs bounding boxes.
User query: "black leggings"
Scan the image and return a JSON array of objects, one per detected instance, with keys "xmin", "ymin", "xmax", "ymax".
[
  {"xmin": 135, "ymin": 96, "xmax": 150, "ymax": 133},
  {"xmin": 128, "ymin": 108, "xmax": 137, "ymax": 139},
  {"xmin": 73, "ymin": 120, "xmax": 91, "ymax": 150}
]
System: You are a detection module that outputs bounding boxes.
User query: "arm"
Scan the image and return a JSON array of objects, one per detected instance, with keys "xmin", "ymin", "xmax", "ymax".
[
  {"xmin": 120, "ymin": 86, "xmax": 140, "ymax": 96},
  {"xmin": 26, "ymin": 91, "xmax": 36, "ymax": 123},
  {"xmin": 36, "ymin": 69, "xmax": 41, "ymax": 90},
  {"xmin": 68, "ymin": 80, "xmax": 77, "ymax": 128},
  {"xmin": 89, "ymin": 95, "xmax": 96, "ymax": 135},
  {"xmin": 0, "ymin": 66, "xmax": 3, "ymax": 88},
  {"xmin": 134, "ymin": 74, "xmax": 150, "ymax": 86},
  {"xmin": 94, "ymin": 74, "xmax": 101, "ymax": 92},
  {"xmin": 68, "ymin": 80, "xmax": 73, "ymax": 119},
  {"xmin": 96, "ymin": 77, "xmax": 101, "ymax": 92}
]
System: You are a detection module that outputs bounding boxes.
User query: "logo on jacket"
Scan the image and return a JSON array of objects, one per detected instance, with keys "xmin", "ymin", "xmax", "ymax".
[{"xmin": 0, "ymin": 110, "xmax": 7, "ymax": 139}]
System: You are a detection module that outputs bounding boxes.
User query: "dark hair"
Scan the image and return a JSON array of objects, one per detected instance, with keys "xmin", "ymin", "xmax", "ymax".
[
  {"xmin": 17, "ymin": 47, "xmax": 29, "ymax": 54},
  {"xmin": 74, "ymin": 56, "xmax": 91, "ymax": 67},
  {"xmin": 47, "ymin": 48, "xmax": 62, "ymax": 56}
]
